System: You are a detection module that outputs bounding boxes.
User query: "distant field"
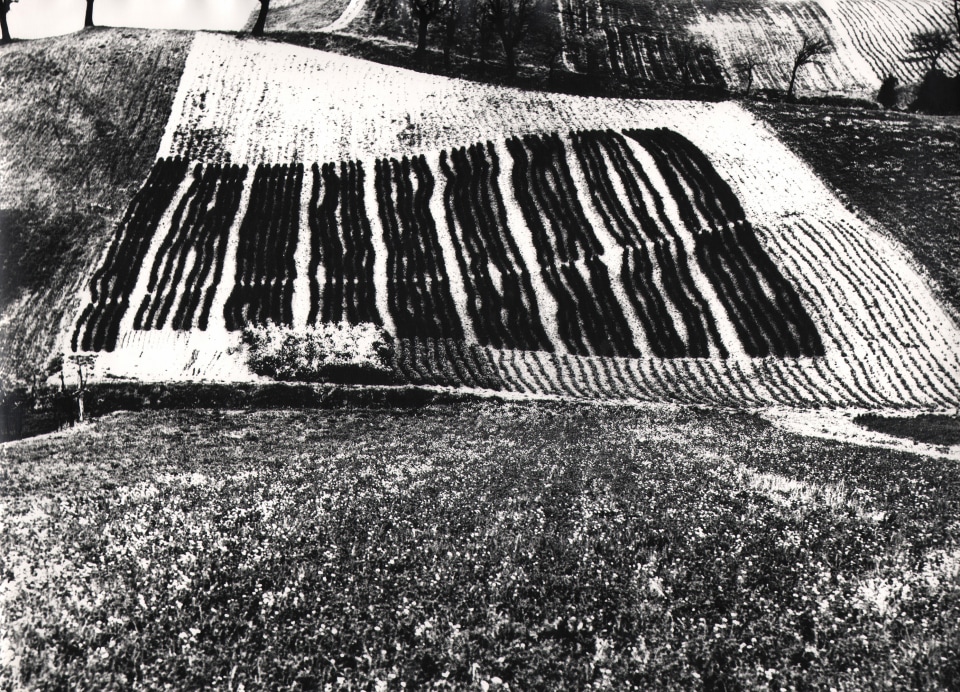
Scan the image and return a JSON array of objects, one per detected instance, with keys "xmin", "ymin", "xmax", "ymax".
[
  {"xmin": 249, "ymin": 0, "xmax": 958, "ymax": 96},
  {"xmin": 0, "ymin": 28, "xmax": 191, "ymax": 380},
  {"xmin": 2, "ymin": 403, "xmax": 959, "ymax": 689}
]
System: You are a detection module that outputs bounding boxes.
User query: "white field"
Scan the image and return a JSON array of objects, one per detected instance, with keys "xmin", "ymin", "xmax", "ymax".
[
  {"xmin": 67, "ymin": 33, "xmax": 960, "ymax": 409},
  {"xmin": 687, "ymin": 0, "xmax": 878, "ymax": 96},
  {"xmin": 688, "ymin": 0, "xmax": 957, "ymax": 95}
]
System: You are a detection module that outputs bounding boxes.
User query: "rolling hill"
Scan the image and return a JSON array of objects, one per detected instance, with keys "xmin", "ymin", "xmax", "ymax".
[
  {"xmin": 39, "ymin": 32, "xmax": 956, "ymax": 411},
  {"xmin": 253, "ymin": 0, "xmax": 959, "ymax": 97},
  {"xmin": 0, "ymin": 28, "xmax": 192, "ymax": 381},
  {"xmin": 3, "ymin": 19, "xmax": 960, "ymax": 692}
]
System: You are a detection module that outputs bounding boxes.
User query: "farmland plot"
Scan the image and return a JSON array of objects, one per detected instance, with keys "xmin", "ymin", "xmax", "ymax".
[
  {"xmin": 593, "ymin": 0, "xmax": 955, "ymax": 93},
  {"xmin": 686, "ymin": 0, "xmax": 877, "ymax": 94},
  {"xmin": 66, "ymin": 34, "xmax": 960, "ymax": 408},
  {"xmin": 251, "ymin": 0, "xmax": 956, "ymax": 95},
  {"xmin": 826, "ymin": 0, "xmax": 960, "ymax": 85}
]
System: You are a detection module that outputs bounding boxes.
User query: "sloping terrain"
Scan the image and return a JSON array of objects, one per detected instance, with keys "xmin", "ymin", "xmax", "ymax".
[
  {"xmin": 242, "ymin": 0, "xmax": 356, "ymax": 32},
  {"xmin": 60, "ymin": 33, "xmax": 960, "ymax": 409},
  {"xmin": 0, "ymin": 28, "xmax": 192, "ymax": 380},
  {"xmin": 253, "ymin": 0, "xmax": 958, "ymax": 96},
  {"xmin": 750, "ymin": 102, "xmax": 960, "ymax": 319}
]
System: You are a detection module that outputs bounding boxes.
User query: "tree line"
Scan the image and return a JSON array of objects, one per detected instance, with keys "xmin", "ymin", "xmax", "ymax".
[{"xmin": 253, "ymin": 0, "xmax": 553, "ymax": 75}]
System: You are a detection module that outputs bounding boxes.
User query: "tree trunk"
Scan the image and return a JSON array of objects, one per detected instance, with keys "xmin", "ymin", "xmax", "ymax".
[
  {"xmin": 744, "ymin": 68, "xmax": 753, "ymax": 96},
  {"xmin": 252, "ymin": 0, "xmax": 269, "ymax": 36},
  {"xmin": 930, "ymin": 49, "xmax": 942, "ymax": 73},
  {"xmin": 85, "ymin": 0, "xmax": 95, "ymax": 28},
  {"xmin": 0, "ymin": 7, "xmax": 10, "ymax": 44},
  {"xmin": 416, "ymin": 16, "xmax": 429, "ymax": 58},
  {"xmin": 787, "ymin": 63, "xmax": 799, "ymax": 100},
  {"xmin": 502, "ymin": 36, "xmax": 517, "ymax": 75},
  {"xmin": 443, "ymin": 7, "xmax": 456, "ymax": 69}
]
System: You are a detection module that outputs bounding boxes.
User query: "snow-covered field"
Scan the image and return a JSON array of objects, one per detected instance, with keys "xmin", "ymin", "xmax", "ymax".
[{"xmin": 64, "ymin": 33, "xmax": 960, "ymax": 409}]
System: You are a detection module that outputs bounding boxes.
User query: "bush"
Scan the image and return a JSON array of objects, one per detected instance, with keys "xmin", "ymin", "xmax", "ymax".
[
  {"xmin": 241, "ymin": 322, "xmax": 396, "ymax": 384},
  {"xmin": 877, "ymin": 75, "xmax": 898, "ymax": 109}
]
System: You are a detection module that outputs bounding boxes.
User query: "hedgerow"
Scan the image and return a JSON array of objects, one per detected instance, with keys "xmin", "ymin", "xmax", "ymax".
[{"xmin": 241, "ymin": 321, "xmax": 394, "ymax": 384}]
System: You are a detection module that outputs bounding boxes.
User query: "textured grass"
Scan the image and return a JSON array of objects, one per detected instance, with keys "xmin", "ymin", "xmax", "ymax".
[
  {"xmin": 0, "ymin": 28, "xmax": 191, "ymax": 379},
  {"xmin": 2, "ymin": 402, "xmax": 959, "ymax": 689}
]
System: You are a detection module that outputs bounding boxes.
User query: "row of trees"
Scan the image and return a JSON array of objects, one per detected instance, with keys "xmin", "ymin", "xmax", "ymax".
[
  {"xmin": 732, "ymin": 35, "xmax": 832, "ymax": 101},
  {"xmin": 376, "ymin": 0, "xmax": 551, "ymax": 74},
  {"xmin": 1, "ymin": 0, "xmax": 96, "ymax": 43},
  {"xmin": 251, "ymin": 0, "xmax": 550, "ymax": 75}
]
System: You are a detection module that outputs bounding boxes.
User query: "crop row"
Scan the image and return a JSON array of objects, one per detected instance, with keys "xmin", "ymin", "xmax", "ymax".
[
  {"xmin": 570, "ymin": 128, "xmax": 725, "ymax": 358},
  {"xmin": 393, "ymin": 338, "xmax": 505, "ymax": 391},
  {"xmin": 72, "ymin": 157, "xmax": 189, "ymax": 352},
  {"xmin": 307, "ymin": 161, "xmax": 383, "ymax": 326},
  {"xmin": 777, "ymin": 217, "xmax": 960, "ymax": 406},
  {"xmin": 438, "ymin": 142, "xmax": 552, "ymax": 352},
  {"xmin": 223, "ymin": 164, "xmax": 303, "ymax": 331},
  {"xmin": 828, "ymin": 0, "xmax": 960, "ymax": 85},
  {"xmin": 506, "ymin": 133, "xmax": 640, "ymax": 358},
  {"xmin": 624, "ymin": 127, "xmax": 823, "ymax": 358},
  {"xmin": 385, "ymin": 332, "xmax": 957, "ymax": 408},
  {"xmin": 134, "ymin": 163, "xmax": 248, "ymax": 333},
  {"xmin": 605, "ymin": 29, "xmax": 726, "ymax": 87},
  {"xmin": 374, "ymin": 155, "xmax": 465, "ymax": 340}
]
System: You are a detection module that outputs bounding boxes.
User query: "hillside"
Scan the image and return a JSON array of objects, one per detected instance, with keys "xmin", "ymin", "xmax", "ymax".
[
  {"xmin": 0, "ymin": 28, "xmax": 192, "ymax": 381},
  {"xmin": 46, "ymin": 32, "xmax": 959, "ymax": 412},
  {"xmin": 3, "ymin": 23, "xmax": 960, "ymax": 692},
  {"xmin": 2, "ymin": 29, "xmax": 958, "ymax": 412},
  {"xmin": 750, "ymin": 102, "xmax": 960, "ymax": 319},
  {"xmin": 251, "ymin": 0, "xmax": 959, "ymax": 97}
]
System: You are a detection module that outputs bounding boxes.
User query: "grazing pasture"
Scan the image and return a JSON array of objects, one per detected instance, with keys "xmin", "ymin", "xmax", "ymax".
[{"xmin": 2, "ymin": 403, "xmax": 960, "ymax": 689}]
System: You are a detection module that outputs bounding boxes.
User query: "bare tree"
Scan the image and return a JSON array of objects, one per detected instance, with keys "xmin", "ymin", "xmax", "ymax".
[
  {"xmin": 481, "ymin": 0, "xmax": 540, "ymax": 75},
  {"xmin": 1, "ymin": 0, "xmax": 19, "ymax": 44},
  {"xmin": 252, "ymin": 0, "xmax": 269, "ymax": 37},
  {"xmin": 904, "ymin": 29, "xmax": 955, "ymax": 74},
  {"xmin": 442, "ymin": 0, "xmax": 455, "ymax": 66},
  {"xmin": 787, "ymin": 35, "xmax": 832, "ymax": 101},
  {"xmin": 734, "ymin": 53, "xmax": 763, "ymax": 96},
  {"xmin": 84, "ymin": 0, "xmax": 94, "ymax": 28},
  {"xmin": 411, "ymin": 0, "xmax": 448, "ymax": 59}
]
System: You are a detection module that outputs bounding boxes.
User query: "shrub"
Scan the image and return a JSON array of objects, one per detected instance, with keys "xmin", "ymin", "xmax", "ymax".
[
  {"xmin": 877, "ymin": 75, "xmax": 899, "ymax": 109},
  {"xmin": 241, "ymin": 322, "xmax": 396, "ymax": 384}
]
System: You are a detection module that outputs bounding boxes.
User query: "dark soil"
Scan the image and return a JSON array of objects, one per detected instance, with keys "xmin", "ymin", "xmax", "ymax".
[
  {"xmin": 749, "ymin": 102, "xmax": 960, "ymax": 319},
  {"xmin": 856, "ymin": 413, "xmax": 960, "ymax": 447}
]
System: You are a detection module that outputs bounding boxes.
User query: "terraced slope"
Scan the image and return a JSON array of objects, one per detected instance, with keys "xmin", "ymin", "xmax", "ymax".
[
  {"xmin": 61, "ymin": 34, "xmax": 960, "ymax": 409},
  {"xmin": 0, "ymin": 28, "xmax": 192, "ymax": 380}
]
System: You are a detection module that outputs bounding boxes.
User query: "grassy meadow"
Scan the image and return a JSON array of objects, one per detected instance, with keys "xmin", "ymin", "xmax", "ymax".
[{"xmin": 2, "ymin": 401, "xmax": 959, "ymax": 690}]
